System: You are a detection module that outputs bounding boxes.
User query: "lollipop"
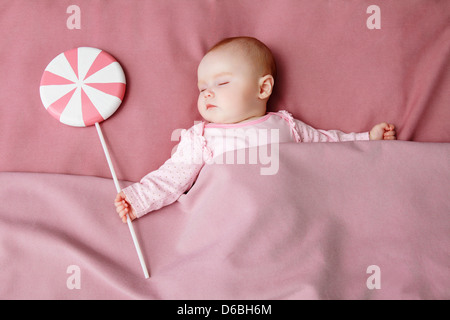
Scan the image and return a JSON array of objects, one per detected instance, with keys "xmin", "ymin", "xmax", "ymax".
[{"xmin": 40, "ymin": 47, "xmax": 149, "ymax": 279}]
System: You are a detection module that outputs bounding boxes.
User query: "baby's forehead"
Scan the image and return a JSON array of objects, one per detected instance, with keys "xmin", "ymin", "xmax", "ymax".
[
  {"xmin": 203, "ymin": 45, "xmax": 239, "ymax": 61},
  {"xmin": 199, "ymin": 45, "xmax": 257, "ymax": 72}
]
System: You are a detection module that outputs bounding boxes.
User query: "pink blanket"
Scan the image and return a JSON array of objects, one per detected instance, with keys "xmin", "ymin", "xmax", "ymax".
[{"xmin": 1, "ymin": 142, "xmax": 449, "ymax": 299}]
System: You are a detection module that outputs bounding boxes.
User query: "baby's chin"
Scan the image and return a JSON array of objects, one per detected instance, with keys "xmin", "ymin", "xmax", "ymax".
[
  {"xmin": 199, "ymin": 107, "xmax": 249, "ymax": 124},
  {"xmin": 199, "ymin": 108, "xmax": 223, "ymax": 123},
  {"xmin": 202, "ymin": 114, "xmax": 225, "ymax": 124}
]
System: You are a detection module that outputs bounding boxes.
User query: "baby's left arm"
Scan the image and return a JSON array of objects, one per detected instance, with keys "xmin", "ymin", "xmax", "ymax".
[{"xmin": 369, "ymin": 123, "xmax": 396, "ymax": 140}]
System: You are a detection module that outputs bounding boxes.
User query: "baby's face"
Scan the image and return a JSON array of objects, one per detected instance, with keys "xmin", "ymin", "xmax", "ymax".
[{"xmin": 197, "ymin": 47, "xmax": 265, "ymax": 124}]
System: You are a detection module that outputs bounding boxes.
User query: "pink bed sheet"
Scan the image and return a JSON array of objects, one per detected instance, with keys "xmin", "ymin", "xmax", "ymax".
[
  {"xmin": 0, "ymin": 0, "xmax": 449, "ymax": 182},
  {"xmin": 1, "ymin": 142, "xmax": 449, "ymax": 299}
]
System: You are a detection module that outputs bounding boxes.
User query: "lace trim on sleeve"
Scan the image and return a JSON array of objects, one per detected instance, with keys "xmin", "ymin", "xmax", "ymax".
[
  {"xmin": 178, "ymin": 122, "xmax": 213, "ymax": 164},
  {"xmin": 278, "ymin": 110, "xmax": 301, "ymax": 142}
]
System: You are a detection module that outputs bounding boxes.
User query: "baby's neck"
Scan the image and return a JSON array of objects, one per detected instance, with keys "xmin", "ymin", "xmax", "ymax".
[{"xmin": 236, "ymin": 114, "xmax": 266, "ymax": 124}]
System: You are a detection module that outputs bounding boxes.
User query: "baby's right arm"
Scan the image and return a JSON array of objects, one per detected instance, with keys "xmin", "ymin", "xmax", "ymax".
[{"xmin": 116, "ymin": 123, "xmax": 209, "ymax": 220}]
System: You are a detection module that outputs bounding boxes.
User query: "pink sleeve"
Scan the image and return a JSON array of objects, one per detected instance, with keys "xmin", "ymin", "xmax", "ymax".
[
  {"xmin": 294, "ymin": 119, "xmax": 370, "ymax": 142},
  {"xmin": 122, "ymin": 123, "xmax": 211, "ymax": 218}
]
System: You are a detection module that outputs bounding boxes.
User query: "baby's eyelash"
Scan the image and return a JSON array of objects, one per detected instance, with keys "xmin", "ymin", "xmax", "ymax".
[{"xmin": 199, "ymin": 81, "xmax": 229, "ymax": 92}]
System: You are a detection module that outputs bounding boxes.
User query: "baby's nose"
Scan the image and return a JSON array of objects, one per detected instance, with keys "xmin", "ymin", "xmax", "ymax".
[{"xmin": 203, "ymin": 89, "xmax": 214, "ymax": 98}]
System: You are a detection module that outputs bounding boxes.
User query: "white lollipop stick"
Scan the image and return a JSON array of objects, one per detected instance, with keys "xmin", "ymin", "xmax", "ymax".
[{"xmin": 95, "ymin": 122, "xmax": 150, "ymax": 279}]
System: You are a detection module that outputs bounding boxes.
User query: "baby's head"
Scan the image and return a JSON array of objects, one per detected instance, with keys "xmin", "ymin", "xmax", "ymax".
[{"xmin": 197, "ymin": 37, "xmax": 276, "ymax": 124}]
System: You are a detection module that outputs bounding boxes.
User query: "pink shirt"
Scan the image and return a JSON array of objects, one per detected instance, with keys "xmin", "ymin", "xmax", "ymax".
[{"xmin": 122, "ymin": 110, "xmax": 369, "ymax": 217}]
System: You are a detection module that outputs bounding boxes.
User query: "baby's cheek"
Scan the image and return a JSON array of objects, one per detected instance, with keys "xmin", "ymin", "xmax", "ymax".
[{"xmin": 197, "ymin": 95, "xmax": 203, "ymax": 107}]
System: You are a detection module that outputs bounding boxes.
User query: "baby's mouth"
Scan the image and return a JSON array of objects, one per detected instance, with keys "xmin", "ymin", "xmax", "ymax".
[{"xmin": 206, "ymin": 104, "xmax": 217, "ymax": 110}]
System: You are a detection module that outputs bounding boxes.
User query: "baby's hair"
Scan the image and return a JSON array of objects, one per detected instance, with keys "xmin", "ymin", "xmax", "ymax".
[{"xmin": 207, "ymin": 36, "xmax": 277, "ymax": 80}]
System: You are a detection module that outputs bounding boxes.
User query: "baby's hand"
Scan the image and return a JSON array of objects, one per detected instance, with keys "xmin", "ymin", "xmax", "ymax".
[
  {"xmin": 114, "ymin": 191, "xmax": 137, "ymax": 223},
  {"xmin": 369, "ymin": 122, "xmax": 396, "ymax": 140}
]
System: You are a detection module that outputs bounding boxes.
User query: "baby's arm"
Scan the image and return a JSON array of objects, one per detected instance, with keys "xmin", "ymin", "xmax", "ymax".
[
  {"xmin": 120, "ymin": 155, "xmax": 203, "ymax": 219},
  {"xmin": 294, "ymin": 119, "xmax": 370, "ymax": 142},
  {"xmin": 114, "ymin": 123, "xmax": 207, "ymax": 222},
  {"xmin": 294, "ymin": 119, "xmax": 396, "ymax": 142}
]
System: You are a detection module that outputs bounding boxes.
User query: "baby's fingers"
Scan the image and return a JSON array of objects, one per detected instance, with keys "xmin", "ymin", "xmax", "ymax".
[
  {"xmin": 118, "ymin": 208, "xmax": 130, "ymax": 223},
  {"xmin": 116, "ymin": 203, "xmax": 124, "ymax": 212},
  {"xmin": 383, "ymin": 131, "xmax": 396, "ymax": 140},
  {"xmin": 115, "ymin": 199, "xmax": 128, "ymax": 208},
  {"xmin": 115, "ymin": 192, "xmax": 123, "ymax": 202},
  {"xmin": 381, "ymin": 123, "xmax": 395, "ymax": 132},
  {"xmin": 118, "ymin": 206, "xmax": 129, "ymax": 215}
]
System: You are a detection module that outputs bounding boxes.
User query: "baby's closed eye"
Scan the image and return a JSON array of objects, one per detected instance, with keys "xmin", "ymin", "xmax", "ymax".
[{"xmin": 198, "ymin": 80, "xmax": 229, "ymax": 92}]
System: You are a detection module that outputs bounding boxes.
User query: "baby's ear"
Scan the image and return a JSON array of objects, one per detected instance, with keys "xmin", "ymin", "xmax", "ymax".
[{"xmin": 258, "ymin": 75, "xmax": 274, "ymax": 100}]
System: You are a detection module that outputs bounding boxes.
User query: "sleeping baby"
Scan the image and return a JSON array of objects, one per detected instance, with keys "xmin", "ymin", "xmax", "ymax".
[{"xmin": 115, "ymin": 36, "xmax": 396, "ymax": 222}]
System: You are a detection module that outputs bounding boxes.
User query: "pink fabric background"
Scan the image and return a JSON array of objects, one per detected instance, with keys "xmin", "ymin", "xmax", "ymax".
[{"xmin": 0, "ymin": 0, "xmax": 449, "ymax": 182}]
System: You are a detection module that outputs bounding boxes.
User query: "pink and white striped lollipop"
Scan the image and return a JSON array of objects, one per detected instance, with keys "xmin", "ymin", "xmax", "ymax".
[
  {"xmin": 39, "ymin": 47, "xmax": 149, "ymax": 279},
  {"xmin": 40, "ymin": 47, "xmax": 126, "ymax": 127}
]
